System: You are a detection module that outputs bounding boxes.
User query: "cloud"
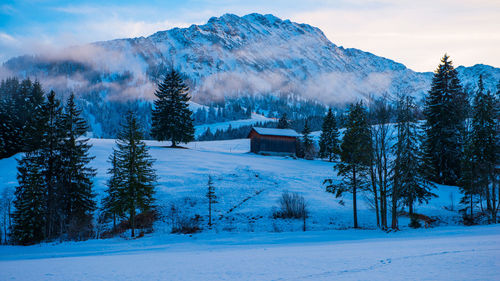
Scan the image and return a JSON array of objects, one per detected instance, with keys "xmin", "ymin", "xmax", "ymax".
[
  {"xmin": 291, "ymin": 0, "xmax": 500, "ymax": 71},
  {"xmin": 195, "ymin": 70, "xmax": 396, "ymax": 104}
]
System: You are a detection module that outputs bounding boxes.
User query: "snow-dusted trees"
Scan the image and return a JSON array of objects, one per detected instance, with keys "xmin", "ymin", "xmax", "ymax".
[
  {"xmin": 151, "ymin": 70, "xmax": 194, "ymax": 147},
  {"xmin": 319, "ymin": 108, "xmax": 340, "ymax": 162},
  {"xmin": 423, "ymin": 54, "xmax": 468, "ymax": 185},
  {"xmin": 206, "ymin": 175, "xmax": 217, "ymax": 227},
  {"xmin": 112, "ymin": 111, "xmax": 156, "ymax": 237},
  {"xmin": 325, "ymin": 102, "xmax": 372, "ymax": 228}
]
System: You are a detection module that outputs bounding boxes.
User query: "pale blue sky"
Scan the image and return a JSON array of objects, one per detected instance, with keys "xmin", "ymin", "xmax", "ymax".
[{"xmin": 1, "ymin": 0, "xmax": 499, "ymax": 71}]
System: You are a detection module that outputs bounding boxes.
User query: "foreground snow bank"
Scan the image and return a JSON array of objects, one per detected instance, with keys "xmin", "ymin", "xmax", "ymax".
[{"xmin": 1, "ymin": 225, "xmax": 499, "ymax": 280}]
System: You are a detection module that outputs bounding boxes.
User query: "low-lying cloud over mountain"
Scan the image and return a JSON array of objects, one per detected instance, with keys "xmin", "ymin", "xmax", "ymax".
[{"xmin": 2, "ymin": 13, "xmax": 499, "ymax": 104}]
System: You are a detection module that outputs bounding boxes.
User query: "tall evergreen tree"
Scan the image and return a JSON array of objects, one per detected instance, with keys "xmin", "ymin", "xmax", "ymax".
[
  {"xmin": 102, "ymin": 151, "xmax": 124, "ymax": 231},
  {"xmin": 151, "ymin": 70, "xmax": 194, "ymax": 147},
  {"xmin": 423, "ymin": 54, "xmax": 467, "ymax": 185},
  {"xmin": 392, "ymin": 96, "xmax": 435, "ymax": 229},
  {"xmin": 11, "ymin": 152, "xmax": 46, "ymax": 245},
  {"xmin": 319, "ymin": 108, "xmax": 340, "ymax": 162},
  {"xmin": 325, "ymin": 102, "xmax": 372, "ymax": 228},
  {"xmin": 206, "ymin": 175, "xmax": 217, "ymax": 227},
  {"xmin": 59, "ymin": 94, "xmax": 96, "ymax": 238},
  {"xmin": 115, "ymin": 111, "xmax": 156, "ymax": 237},
  {"xmin": 469, "ymin": 76, "xmax": 499, "ymax": 223},
  {"xmin": 302, "ymin": 120, "xmax": 314, "ymax": 159},
  {"xmin": 38, "ymin": 90, "xmax": 65, "ymax": 239},
  {"xmin": 277, "ymin": 113, "xmax": 290, "ymax": 129}
]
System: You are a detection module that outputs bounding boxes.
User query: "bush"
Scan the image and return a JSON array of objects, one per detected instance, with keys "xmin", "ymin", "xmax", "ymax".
[
  {"xmin": 409, "ymin": 214, "xmax": 421, "ymax": 229},
  {"xmin": 273, "ymin": 191, "xmax": 307, "ymax": 219},
  {"xmin": 172, "ymin": 214, "xmax": 202, "ymax": 234}
]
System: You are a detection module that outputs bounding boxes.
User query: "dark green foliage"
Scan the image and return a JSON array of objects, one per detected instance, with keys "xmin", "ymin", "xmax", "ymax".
[
  {"xmin": 462, "ymin": 76, "xmax": 499, "ymax": 223},
  {"xmin": 392, "ymin": 96, "xmax": 435, "ymax": 221},
  {"xmin": 0, "ymin": 78, "xmax": 45, "ymax": 158},
  {"xmin": 325, "ymin": 102, "xmax": 372, "ymax": 228},
  {"xmin": 319, "ymin": 108, "xmax": 340, "ymax": 162},
  {"xmin": 206, "ymin": 175, "xmax": 217, "ymax": 227},
  {"xmin": 151, "ymin": 70, "xmax": 194, "ymax": 147},
  {"xmin": 11, "ymin": 90, "xmax": 96, "ymax": 243},
  {"xmin": 12, "ymin": 152, "xmax": 46, "ymax": 245},
  {"xmin": 277, "ymin": 113, "xmax": 290, "ymax": 129},
  {"xmin": 301, "ymin": 120, "xmax": 315, "ymax": 159},
  {"xmin": 38, "ymin": 90, "xmax": 66, "ymax": 239},
  {"xmin": 409, "ymin": 214, "xmax": 422, "ymax": 229},
  {"xmin": 423, "ymin": 54, "xmax": 468, "ymax": 185},
  {"xmin": 114, "ymin": 111, "xmax": 157, "ymax": 237},
  {"xmin": 102, "ymin": 151, "xmax": 124, "ymax": 231},
  {"xmin": 59, "ymin": 94, "xmax": 96, "ymax": 238}
]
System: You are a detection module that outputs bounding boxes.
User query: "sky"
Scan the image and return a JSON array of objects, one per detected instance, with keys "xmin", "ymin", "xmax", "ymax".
[{"xmin": 0, "ymin": 0, "xmax": 499, "ymax": 72}]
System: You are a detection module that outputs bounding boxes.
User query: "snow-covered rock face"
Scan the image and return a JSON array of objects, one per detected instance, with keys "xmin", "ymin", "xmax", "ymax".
[{"xmin": 2, "ymin": 13, "xmax": 499, "ymax": 104}]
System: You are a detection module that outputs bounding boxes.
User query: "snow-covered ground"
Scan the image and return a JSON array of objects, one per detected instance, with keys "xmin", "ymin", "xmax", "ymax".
[
  {"xmin": 0, "ymin": 225, "xmax": 498, "ymax": 280},
  {"xmin": 0, "ymin": 138, "xmax": 496, "ymax": 280}
]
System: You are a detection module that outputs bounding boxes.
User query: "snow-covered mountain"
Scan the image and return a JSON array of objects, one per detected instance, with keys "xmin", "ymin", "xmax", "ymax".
[{"xmin": 3, "ymin": 13, "xmax": 499, "ymax": 105}]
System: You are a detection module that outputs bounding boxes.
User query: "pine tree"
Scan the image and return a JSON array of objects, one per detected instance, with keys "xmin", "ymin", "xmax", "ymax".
[
  {"xmin": 115, "ymin": 111, "xmax": 156, "ymax": 237},
  {"xmin": 277, "ymin": 113, "xmax": 290, "ymax": 129},
  {"xmin": 151, "ymin": 70, "xmax": 195, "ymax": 147},
  {"xmin": 301, "ymin": 120, "xmax": 315, "ymax": 159},
  {"xmin": 206, "ymin": 175, "xmax": 217, "ymax": 227},
  {"xmin": 12, "ymin": 152, "xmax": 46, "ymax": 245},
  {"xmin": 59, "ymin": 94, "xmax": 96, "ymax": 238},
  {"xmin": 469, "ymin": 76, "xmax": 499, "ymax": 223},
  {"xmin": 38, "ymin": 90, "xmax": 65, "ymax": 239},
  {"xmin": 423, "ymin": 54, "xmax": 467, "ymax": 185},
  {"xmin": 325, "ymin": 102, "xmax": 372, "ymax": 228},
  {"xmin": 392, "ymin": 96, "xmax": 435, "ymax": 229},
  {"xmin": 102, "ymin": 151, "xmax": 123, "ymax": 231},
  {"xmin": 319, "ymin": 108, "xmax": 340, "ymax": 162}
]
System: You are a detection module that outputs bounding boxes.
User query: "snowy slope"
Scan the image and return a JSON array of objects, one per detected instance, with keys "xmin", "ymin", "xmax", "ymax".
[
  {"xmin": 0, "ymin": 137, "xmax": 464, "ymax": 234},
  {"xmin": 0, "ymin": 138, "xmax": 497, "ymax": 280}
]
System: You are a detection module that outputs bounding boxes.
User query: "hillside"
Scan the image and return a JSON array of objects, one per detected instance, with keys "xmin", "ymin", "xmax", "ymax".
[
  {"xmin": 1, "ymin": 138, "xmax": 498, "ymax": 280},
  {"xmin": 0, "ymin": 138, "xmax": 463, "ymax": 233}
]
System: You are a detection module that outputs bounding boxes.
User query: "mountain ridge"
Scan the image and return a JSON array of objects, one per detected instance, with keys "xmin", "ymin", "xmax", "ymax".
[{"xmin": 2, "ymin": 13, "xmax": 499, "ymax": 105}]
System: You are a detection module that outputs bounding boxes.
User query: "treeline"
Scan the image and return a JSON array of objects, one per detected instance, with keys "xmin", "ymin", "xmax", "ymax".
[
  {"xmin": 318, "ymin": 55, "xmax": 499, "ymax": 229},
  {"xmin": 197, "ymin": 121, "xmax": 275, "ymax": 141},
  {"xmin": 192, "ymin": 101, "xmax": 251, "ymax": 125}
]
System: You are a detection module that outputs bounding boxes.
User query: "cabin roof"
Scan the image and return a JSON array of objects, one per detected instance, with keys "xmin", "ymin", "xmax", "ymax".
[{"xmin": 250, "ymin": 127, "xmax": 300, "ymax": 138}]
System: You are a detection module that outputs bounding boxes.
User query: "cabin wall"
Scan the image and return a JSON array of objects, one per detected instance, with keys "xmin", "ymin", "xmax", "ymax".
[{"xmin": 250, "ymin": 134, "xmax": 296, "ymax": 154}]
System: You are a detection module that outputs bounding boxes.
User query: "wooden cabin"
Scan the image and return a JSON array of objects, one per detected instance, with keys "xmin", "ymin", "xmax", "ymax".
[{"xmin": 248, "ymin": 127, "xmax": 300, "ymax": 155}]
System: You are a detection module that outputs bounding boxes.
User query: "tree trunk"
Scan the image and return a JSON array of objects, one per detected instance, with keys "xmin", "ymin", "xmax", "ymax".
[
  {"xmin": 353, "ymin": 166, "xmax": 358, "ymax": 229},
  {"xmin": 370, "ymin": 164, "xmax": 380, "ymax": 228},
  {"xmin": 208, "ymin": 200, "xmax": 212, "ymax": 227},
  {"xmin": 130, "ymin": 208, "xmax": 135, "ymax": 238},
  {"xmin": 391, "ymin": 180, "xmax": 398, "ymax": 230}
]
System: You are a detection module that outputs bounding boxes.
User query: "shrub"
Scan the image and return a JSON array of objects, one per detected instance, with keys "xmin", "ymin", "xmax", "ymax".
[
  {"xmin": 409, "ymin": 214, "xmax": 421, "ymax": 228},
  {"xmin": 172, "ymin": 214, "xmax": 201, "ymax": 234},
  {"xmin": 273, "ymin": 191, "xmax": 307, "ymax": 219}
]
